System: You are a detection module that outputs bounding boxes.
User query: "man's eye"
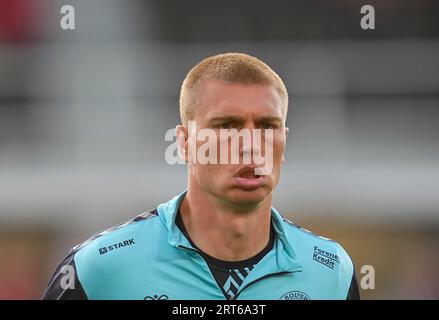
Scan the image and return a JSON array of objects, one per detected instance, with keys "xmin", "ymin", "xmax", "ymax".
[
  {"xmin": 262, "ymin": 123, "xmax": 274, "ymax": 129},
  {"xmin": 220, "ymin": 122, "xmax": 232, "ymax": 129}
]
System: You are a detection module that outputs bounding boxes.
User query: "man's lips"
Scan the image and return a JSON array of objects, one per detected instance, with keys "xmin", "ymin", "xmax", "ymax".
[{"xmin": 234, "ymin": 166, "xmax": 266, "ymax": 189}]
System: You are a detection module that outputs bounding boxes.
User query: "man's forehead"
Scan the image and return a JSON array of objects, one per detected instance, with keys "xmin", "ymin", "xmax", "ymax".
[
  {"xmin": 196, "ymin": 80, "xmax": 284, "ymax": 120},
  {"xmin": 200, "ymin": 79, "xmax": 280, "ymax": 98}
]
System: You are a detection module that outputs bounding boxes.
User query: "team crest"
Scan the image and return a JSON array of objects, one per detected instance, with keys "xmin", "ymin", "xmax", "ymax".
[{"xmin": 279, "ymin": 291, "xmax": 311, "ymax": 300}]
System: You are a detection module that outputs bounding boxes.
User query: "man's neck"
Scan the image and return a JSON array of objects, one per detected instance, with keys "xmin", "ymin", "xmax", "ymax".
[{"xmin": 179, "ymin": 188, "xmax": 273, "ymax": 262}]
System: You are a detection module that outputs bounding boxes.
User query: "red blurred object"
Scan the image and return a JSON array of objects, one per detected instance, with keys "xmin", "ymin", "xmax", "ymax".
[{"xmin": 0, "ymin": 0, "xmax": 43, "ymax": 42}]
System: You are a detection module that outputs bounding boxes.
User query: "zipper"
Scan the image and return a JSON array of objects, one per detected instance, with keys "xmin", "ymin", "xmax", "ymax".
[
  {"xmin": 232, "ymin": 271, "xmax": 291, "ymax": 300},
  {"xmin": 177, "ymin": 244, "xmax": 230, "ymax": 299},
  {"xmin": 178, "ymin": 244, "xmax": 292, "ymax": 301}
]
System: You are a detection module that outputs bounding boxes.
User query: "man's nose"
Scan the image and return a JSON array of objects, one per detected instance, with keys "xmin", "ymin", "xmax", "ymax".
[
  {"xmin": 240, "ymin": 126, "xmax": 262, "ymax": 158},
  {"xmin": 242, "ymin": 143, "xmax": 261, "ymax": 158}
]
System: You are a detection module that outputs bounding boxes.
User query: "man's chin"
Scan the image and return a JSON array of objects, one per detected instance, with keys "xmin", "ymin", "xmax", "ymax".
[{"xmin": 224, "ymin": 187, "xmax": 271, "ymax": 207}]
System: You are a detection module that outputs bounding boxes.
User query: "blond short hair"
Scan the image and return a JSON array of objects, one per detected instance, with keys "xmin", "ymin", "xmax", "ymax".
[{"xmin": 179, "ymin": 52, "xmax": 288, "ymax": 126}]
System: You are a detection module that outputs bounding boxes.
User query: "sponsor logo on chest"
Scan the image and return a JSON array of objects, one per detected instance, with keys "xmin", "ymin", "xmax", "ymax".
[{"xmin": 313, "ymin": 245, "xmax": 339, "ymax": 269}]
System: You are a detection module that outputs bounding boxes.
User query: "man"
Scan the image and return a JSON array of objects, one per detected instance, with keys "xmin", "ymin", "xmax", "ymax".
[{"xmin": 42, "ymin": 53, "xmax": 359, "ymax": 300}]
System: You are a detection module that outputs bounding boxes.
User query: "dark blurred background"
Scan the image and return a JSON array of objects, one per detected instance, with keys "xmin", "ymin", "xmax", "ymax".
[{"xmin": 0, "ymin": 0, "xmax": 438, "ymax": 299}]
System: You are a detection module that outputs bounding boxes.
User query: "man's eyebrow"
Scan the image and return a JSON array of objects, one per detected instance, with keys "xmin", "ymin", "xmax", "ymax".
[
  {"xmin": 207, "ymin": 116, "xmax": 244, "ymax": 123},
  {"xmin": 207, "ymin": 115, "xmax": 283, "ymax": 124},
  {"xmin": 254, "ymin": 115, "xmax": 283, "ymax": 122}
]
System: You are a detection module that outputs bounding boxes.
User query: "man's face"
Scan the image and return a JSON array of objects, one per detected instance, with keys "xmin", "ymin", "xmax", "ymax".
[{"xmin": 183, "ymin": 79, "xmax": 288, "ymax": 207}]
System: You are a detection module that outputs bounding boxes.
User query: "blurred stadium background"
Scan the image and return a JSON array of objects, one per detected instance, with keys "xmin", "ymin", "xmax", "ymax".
[{"xmin": 1, "ymin": 0, "xmax": 438, "ymax": 299}]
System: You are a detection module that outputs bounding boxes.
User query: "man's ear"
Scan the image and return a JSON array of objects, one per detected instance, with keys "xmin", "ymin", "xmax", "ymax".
[
  {"xmin": 282, "ymin": 127, "xmax": 289, "ymax": 164},
  {"xmin": 176, "ymin": 125, "xmax": 188, "ymax": 163}
]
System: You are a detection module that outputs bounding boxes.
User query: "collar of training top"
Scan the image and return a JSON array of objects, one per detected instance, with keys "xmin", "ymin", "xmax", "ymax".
[{"xmin": 157, "ymin": 190, "xmax": 303, "ymax": 275}]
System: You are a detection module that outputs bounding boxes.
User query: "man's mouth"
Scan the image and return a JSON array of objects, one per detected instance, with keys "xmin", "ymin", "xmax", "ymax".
[
  {"xmin": 238, "ymin": 170, "xmax": 260, "ymax": 179},
  {"xmin": 234, "ymin": 166, "xmax": 265, "ymax": 189}
]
